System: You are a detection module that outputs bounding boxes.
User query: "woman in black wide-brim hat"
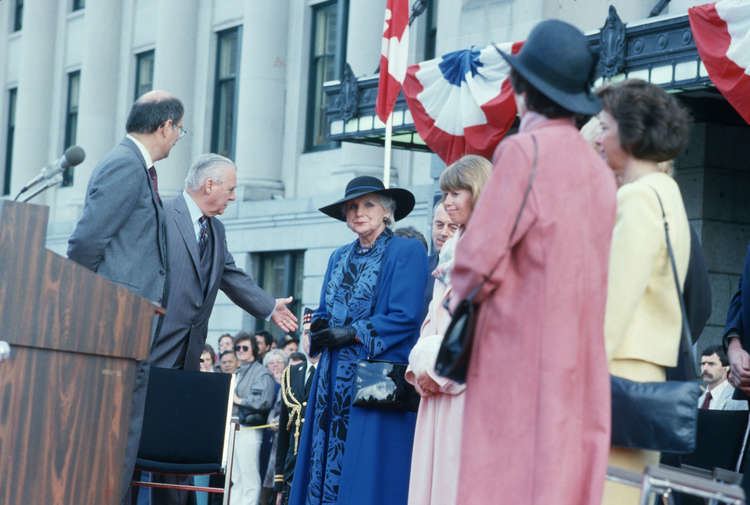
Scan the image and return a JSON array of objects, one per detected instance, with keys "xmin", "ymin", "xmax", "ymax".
[{"xmin": 288, "ymin": 176, "xmax": 429, "ymax": 505}]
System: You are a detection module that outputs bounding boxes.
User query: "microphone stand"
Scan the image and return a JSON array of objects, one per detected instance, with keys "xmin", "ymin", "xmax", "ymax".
[
  {"xmin": 21, "ymin": 175, "xmax": 63, "ymax": 203},
  {"xmin": 13, "ymin": 171, "xmax": 48, "ymax": 201}
]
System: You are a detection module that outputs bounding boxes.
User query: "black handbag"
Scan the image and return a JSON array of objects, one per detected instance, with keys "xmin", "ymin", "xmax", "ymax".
[
  {"xmin": 610, "ymin": 187, "xmax": 701, "ymax": 453},
  {"xmin": 435, "ymin": 135, "xmax": 539, "ymax": 383},
  {"xmin": 353, "ymin": 359, "xmax": 420, "ymax": 412}
]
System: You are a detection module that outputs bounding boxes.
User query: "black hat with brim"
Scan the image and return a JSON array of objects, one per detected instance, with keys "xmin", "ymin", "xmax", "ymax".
[
  {"xmin": 499, "ymin": 19, "xmax": 601, "ymax": 116},
  {"xmin": 319, "ymin": 176, "xmax": 416, "ymax": 222}
]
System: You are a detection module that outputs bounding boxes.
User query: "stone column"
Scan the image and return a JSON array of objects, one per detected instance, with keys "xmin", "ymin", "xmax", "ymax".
[
  {"xmin": 337, "ymin": 0, "xmax": 397, "ymax": 183},
  {"xmin": 152, "ymin": 0, "xmax": 199, "ymax": 196},
  {"xmin": 346, "ymin": 0, "xmax": 384, "ymax": 76},
  {"xmin": 73, "ymin": 0, "xmax": 123, "ymax": 201},
  {"xmin": 233, "ymin": 0, "xmax": 288, "ymax": 201},
  {"xmin": 11, "ymin": 0, "xmax": 60, "ymax": 196}
]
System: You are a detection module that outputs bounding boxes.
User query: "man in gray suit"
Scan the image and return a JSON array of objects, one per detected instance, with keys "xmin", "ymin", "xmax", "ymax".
[
  {"xmin": 149, "ymin": 154, "xmax": 297, "ymax": 505},
  {"xmin": 68, "ymin": 90, "xmax": 184, "ymax": 307},
  {"xmin": 154, "ymin": 152, "xmax": 298, "ymax": 372},
  {"xmin": 66, "ymin": 90, "xmax": 185, "ymax": 505}
]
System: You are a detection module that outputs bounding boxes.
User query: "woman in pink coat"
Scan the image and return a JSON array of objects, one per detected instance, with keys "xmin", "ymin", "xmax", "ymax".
[
  {"xmin": 449, "ymin": 20, "xmax": 617, "ymax": 505},
  {"xmin": 406, "ymin": 155, "xmax": 491, "ymax": 505}
]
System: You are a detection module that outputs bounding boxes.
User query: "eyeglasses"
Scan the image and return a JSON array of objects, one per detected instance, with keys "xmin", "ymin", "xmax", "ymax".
[
  {"xmin": 235, "ymin": 345, "xmax": 250, "ymax": 352},
  {"xmin": 170, "ymin": 122, "xmax": 187, "ymax": 139},
  {"xmin": 200, "ymin": 358, "xmax": 210, "ymax": 363}
]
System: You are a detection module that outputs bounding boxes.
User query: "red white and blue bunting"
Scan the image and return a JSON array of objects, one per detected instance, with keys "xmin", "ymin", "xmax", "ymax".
[
  {"xmin": 403, "ymin": 41, "xmax": 523, "ymax": 165},
  {"xmin": 689, "ymin": 1, "xmax": 750, "ymax": 123}
]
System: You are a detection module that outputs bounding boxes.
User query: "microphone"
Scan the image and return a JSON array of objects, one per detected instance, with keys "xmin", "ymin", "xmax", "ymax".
[{"xmin": 14, "ymin": 145, "xmax": 86, "ymax": 200}]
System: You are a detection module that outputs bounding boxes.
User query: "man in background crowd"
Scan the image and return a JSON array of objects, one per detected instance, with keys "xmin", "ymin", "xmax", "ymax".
[
  {"xmin": 256, "ymin": 331, "xmax": 274, "ymax": 362},
  {"xmin": 219, "ymin": 350, "xmax": 239, "ymax": 374},
  {"xmin": 426, "ymin": 203, "xmax": 458, "ymax": 302},
  {"xmin": 699, "ymin": 345, "xmax": 748, "ymax": 410}
]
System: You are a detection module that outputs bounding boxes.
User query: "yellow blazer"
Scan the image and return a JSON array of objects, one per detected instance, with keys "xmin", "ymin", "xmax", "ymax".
[{"xmin": 605, "ymin": 172, "xmax": 691, "ymax": 368}]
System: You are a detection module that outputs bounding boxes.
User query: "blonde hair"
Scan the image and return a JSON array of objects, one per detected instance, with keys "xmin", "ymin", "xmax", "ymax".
[{"xmin": 439, "ymin": 155, "xmax": 492, "ymax": 206}]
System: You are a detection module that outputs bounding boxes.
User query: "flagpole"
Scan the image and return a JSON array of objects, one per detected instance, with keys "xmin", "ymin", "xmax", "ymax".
[{"xmin": 383, "ymin": 113, "xmax": 393, "ymax": 188}]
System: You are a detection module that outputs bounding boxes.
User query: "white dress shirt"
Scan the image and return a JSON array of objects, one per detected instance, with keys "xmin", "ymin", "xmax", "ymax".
[
  {"xmin": 182, "ymin": 192, "xmax": 205, "ymax": 242},
  {"xmin": 126, "ymin": 134, "xmax": 154, "ymax": 170}
]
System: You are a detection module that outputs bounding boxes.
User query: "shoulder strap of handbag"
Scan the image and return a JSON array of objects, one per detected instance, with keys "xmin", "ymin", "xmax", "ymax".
[
  {"xmin": 465, "ymin": 134, "xmax": 539, "ymax": 302},
  {"xmin": 648, "ymin": 186, "xmax": 698, "ymax": 380}
]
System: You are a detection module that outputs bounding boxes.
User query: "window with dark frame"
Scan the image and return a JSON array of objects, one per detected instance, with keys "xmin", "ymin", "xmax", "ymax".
[
  {"xmin": 62, "ymin": 71, "xmax": 80, "ymax": 187},
  {"xmin": 4, "ymin": 88, "xmax": 17, "ymax": 196},
  {"xmin": 134, "ymin": 50, "xmax": 155, "ymax": 100},
  {"xmin": 211, "ymin": 27, "xmax": 241, "ymax": 159},
  {"xmin": 13, "ymin": 0, "xmax": 23, "ymax": 32},
  {"xmin": 251, "ymin": 251, "xmax": 304, "ymax": 342},
  {"xmin": 305, "ymin": 0, "xmax": 346, "ymax": 150},
  {"xmin": 72, "ymin": 0, "xmax": 85, "ymax": 12},
  {"xmin": 425, "ymin": 0, "xmax": 438, "ymax": 60}
]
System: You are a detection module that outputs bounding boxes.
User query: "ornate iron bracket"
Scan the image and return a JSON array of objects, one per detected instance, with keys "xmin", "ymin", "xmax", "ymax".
[
  {"xmin": 339, "ymin": 63, "xmax": 360, "ymax": 122},
  {"xmin": 597, "ymin": 5, "xmax": 626, "ymax": 79}
]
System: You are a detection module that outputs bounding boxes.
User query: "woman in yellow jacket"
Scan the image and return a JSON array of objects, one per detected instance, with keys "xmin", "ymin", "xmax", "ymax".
[{"xmin": 595, "ymin": 79, "xmax": 692, "ymax": 505}]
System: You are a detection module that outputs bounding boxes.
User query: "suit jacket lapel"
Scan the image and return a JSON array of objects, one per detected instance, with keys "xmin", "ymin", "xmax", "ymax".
[
  {"xmin": 173, "ymin": 195, "xmax": 202, "ymax": 281},
  {"xmin": 208, "ymin": 217, "xmax": 223, "ymax": 289}
]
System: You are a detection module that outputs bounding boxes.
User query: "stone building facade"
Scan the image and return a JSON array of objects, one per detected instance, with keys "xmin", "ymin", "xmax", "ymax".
[{"xmin": 0, "ymin": 0, "xmax": 745, "ymax": 347}]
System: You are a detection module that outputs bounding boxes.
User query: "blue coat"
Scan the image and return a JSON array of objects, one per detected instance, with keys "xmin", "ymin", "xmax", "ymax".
[{"xmin": 290, "ymin": 235, "xmax": 428, "ymax": 505}]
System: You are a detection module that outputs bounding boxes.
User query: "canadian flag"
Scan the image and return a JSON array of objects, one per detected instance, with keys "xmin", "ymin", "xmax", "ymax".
[
  {"xmin": 689, "ymin": 1, "xmax": 750, "ymax": 123},
  {"xmin": 376, "ymin": 0, "xmax": 410, "ymax": 123}
]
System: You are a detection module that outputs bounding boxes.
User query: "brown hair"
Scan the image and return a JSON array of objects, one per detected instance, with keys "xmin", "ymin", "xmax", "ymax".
[
  {"xmin": 439, "ymin": 155, "xmax": 492, "ymax": 206},
  {"xmin": 597, "ymin": 79, "xmax": 690, "ymax": 162}
]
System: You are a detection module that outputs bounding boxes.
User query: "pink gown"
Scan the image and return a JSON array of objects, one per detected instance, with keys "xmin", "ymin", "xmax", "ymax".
[
  {"xmin": 406, "ymin": 234, "xmax": 465, "ymax": 505},
  {"xmin": 451, "ymin": 114, "xmax": 616, "ymax": 505}
]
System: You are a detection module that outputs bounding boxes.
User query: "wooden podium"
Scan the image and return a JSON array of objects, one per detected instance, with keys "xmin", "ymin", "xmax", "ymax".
[{"xmin": 0, "ymin": 201, "xmax": 155, "ymax": 505}]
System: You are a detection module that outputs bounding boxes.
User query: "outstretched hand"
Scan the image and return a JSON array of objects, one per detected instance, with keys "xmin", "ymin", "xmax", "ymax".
[{"xmin": 271, "ymin": 296, "xmax": 298, "ymax": 332}]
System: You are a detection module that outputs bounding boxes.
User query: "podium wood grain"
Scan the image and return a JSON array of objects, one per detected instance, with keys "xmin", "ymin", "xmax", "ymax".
[{"xmin": 0, "ymin": 201, "xmax": 153, "ymax": 505}]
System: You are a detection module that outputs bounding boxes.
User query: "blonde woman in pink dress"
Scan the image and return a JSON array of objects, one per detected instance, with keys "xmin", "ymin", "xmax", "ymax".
[{"xmin": 406, "ymin": 155, "xmax": 491, "ymax": 505}]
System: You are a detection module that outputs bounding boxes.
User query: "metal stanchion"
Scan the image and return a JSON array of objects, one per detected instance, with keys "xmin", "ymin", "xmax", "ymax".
[{"xmin": 606, "ymin": 464, "xmax": 745, "ymax": 505}]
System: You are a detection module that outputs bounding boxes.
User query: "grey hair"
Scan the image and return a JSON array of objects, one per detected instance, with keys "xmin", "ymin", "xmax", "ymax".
[
  {"xmin": 377, "ymin": 194, "xmax": 397, "ymax": 227},
  {"xmin": 262, "ymin": 348, "xmax": 288, "ymax": 367},
  {"xmin": 340, "ymin": 193, "xmax": 397, "ymax": 227},
  {"xmin": 184, "ymin": 153, "xmax": 235, "ymax": 191}
]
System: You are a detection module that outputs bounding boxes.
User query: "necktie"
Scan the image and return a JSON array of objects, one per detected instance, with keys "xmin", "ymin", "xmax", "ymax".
[
  {"xmin": 147, "ymin": 166, "xmax": 161, "ymax": 203},
  {"xmin": 198, "ymin": 216, "xmax": 209, "ymax": 257},
  {"xmin": 700, "ymin": 391, "xmax": 713, "ymax": 410},
  {"xmin": 305, "ymin": 365, "xmax": 316, "ymax": 397}
]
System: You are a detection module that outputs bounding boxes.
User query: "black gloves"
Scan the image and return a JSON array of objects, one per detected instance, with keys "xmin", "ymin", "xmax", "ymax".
[
  {"xmin": 310, "ymin": 317, "xmax": 329, "ymax": 334},
  {"xmin": 311, "ymin": 325, "xmax": 357, "ymax": 349}
]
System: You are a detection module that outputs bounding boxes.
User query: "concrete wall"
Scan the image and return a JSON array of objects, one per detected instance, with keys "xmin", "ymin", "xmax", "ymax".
[{"xmin": 675, "ymin": 122, "xmax": 750, "ymax": 349}]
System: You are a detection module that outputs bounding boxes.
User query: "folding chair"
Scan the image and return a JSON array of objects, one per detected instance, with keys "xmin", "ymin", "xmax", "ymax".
[{"xmin": 132, "ymin": 367, "xmax": 239, "ymax": 505}]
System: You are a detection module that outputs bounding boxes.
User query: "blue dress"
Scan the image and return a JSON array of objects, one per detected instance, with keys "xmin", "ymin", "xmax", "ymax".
[{"xmin": 289, "ymin": 230, "xmax": 429, "ymax": 505}]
